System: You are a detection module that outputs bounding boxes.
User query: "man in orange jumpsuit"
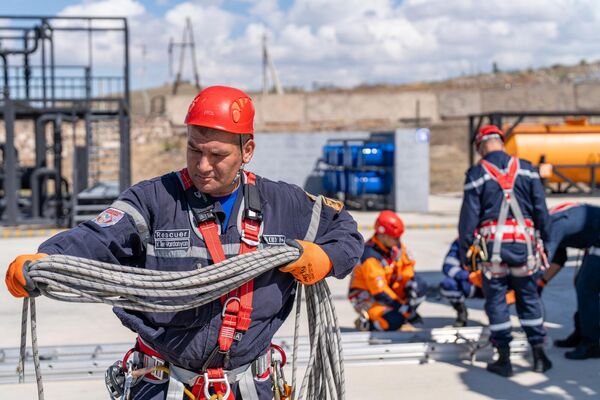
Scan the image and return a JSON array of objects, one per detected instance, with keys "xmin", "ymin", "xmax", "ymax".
[{"xmin": 348, "ymin": 210, "xmax": 428, "ymax": 331}]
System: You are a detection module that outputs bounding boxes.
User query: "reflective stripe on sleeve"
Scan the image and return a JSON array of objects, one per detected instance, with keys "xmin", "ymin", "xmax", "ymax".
[
  {"xmin": 464, "ymin": 174, "xmax": 490, "ymax": 191},
  {"xmin": 111, "ymin": 200, "xmax": 150, "ymax": 244}
]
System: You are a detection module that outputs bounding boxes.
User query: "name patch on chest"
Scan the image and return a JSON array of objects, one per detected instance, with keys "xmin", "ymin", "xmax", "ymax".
[
  {"xmin": 154, "ymin": 229, "xmax": 190, "ymax": 250},
  {"xmin": 263, "ymin": 235, "xmax": 286, "ymax": 246}
]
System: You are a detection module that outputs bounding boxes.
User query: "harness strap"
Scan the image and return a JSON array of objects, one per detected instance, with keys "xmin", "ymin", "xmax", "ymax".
[
  {"xmin": 134, "ymin": 337, "xmax": 266, "ymax": 400},
  {"xmin": 479, "ymin": 157, "xmax": 537, "ymax": 272},
  {"xmin": 180, "ymin": 169, "xmax": 261, "ymax": 398}
]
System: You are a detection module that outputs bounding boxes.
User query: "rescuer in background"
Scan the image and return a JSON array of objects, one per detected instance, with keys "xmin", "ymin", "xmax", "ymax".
[
  {"xmin": 349, "ymin": 210, "xmax": 428, "ymax": 331},
  {"xmin": 458, "ymin": 124, "xmax": 551, "ymax": 377}
]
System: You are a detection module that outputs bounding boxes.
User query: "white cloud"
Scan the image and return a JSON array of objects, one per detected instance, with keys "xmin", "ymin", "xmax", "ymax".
[{"xmin": 38, "ymin": 0, "xmax": 600, "ymax": 90}]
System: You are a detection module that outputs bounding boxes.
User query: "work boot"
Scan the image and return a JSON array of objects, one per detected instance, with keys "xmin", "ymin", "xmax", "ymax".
[
  {"xmin": 556, "ymin": 312, "xmax": 582, "ymax": 348},
  {"xmin": 554, "ymin": 330, "xmax": 581, "ymax": 348},
  {"xmin": 565, "ymin": 341, "xmax": 600, "ymax": 360},
  {"xmin": 407, "ymin": 311, "xmax": 423, "ymax": 325},
  {"xmin": 354, "ymin": 310, "xmax": 371, "ymax": 331},
  {"xmin": 452, "ymin": 303, "xmax": 468, "ymax": 327},
  {"xmin": 486, "ymin": 347, "xmax": 513, "ymax": 377},
  {"xmin": 531, "ymin": 344, "xmax": 552, "ymax": 372}
]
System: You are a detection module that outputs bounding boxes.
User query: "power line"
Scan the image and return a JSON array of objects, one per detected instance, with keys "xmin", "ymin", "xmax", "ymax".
[{"xmin": 168, "ymin": 17, "xmax": 201, "ymax": 95}]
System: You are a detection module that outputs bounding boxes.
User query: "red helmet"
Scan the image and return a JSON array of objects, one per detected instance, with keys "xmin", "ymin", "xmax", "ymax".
[
  {"xmin": 184, "ymin": 86, "xmax": 255, "ymax": 134},
  {"xmin": 374, "ymin": 210, "xmax": 405, "ymax": 239},
  {"xmin": 475, "ymin": 124, "xmax": 504, "ymax": 148}
]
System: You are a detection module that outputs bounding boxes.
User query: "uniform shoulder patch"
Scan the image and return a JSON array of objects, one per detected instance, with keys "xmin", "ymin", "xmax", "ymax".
[
  {"xmin": 93, "ymin": 208, "xmax": 125, "ymax": 227},
  {"xmin": 322, "ymin": 196, "xmax": 344, "ymax": 212},
  {"xmin": 304, "ymin": 192, "xmax": 344, "ymax": 213}
]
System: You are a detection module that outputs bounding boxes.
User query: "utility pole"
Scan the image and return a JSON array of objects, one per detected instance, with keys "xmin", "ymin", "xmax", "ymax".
[
  {"xmin": 262, "ymin": 33, "xmax": 283, "ymax": 95},
  {"xmin": 137, "ymin": 44, "xmax": 150, "ymax": 115},
  {"xmin": 169, "ymin": 17, "xmax": 201, "ymax": 95}
]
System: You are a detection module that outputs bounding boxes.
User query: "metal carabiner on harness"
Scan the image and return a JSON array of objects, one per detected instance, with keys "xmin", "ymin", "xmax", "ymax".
[
  {"xmin": 270, "ymin": 344, "xmax": 292, "ymax": 400},
  {"xmin": 221, "ymin": 296, "xmax": 241, "ymax": 317},
  {"xmin": 123, "ymin": 353, "xmax": 137, "ymax": 400}
]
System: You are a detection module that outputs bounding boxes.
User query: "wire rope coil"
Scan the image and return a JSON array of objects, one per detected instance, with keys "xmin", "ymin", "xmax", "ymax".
[{"xmin": 18, "ymin": 244, "xmax": 345, "ymax": 400}]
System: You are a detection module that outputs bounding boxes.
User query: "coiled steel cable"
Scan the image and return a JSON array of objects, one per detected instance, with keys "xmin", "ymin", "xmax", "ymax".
[{"xmin": 18, "ymin": 244, "xmax": 346, "ymax": 400}]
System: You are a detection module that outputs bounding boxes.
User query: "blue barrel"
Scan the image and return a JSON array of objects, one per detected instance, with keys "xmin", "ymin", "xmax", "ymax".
[
  {"xmin": 323, "ymin": 170, "xmax": 338, "ymax": 192},
  {"xmin": 323, "ymin": 144, "xmax": 344, "ymax": 166},
  {"xmin": 323, "ymin": 170, "xmax": 346, "ymax": 193},
  {"xmin": 347, "ymin": 171, "xmax": 392, "ymax": 196},
  {"xmin": 360, "ymin": 142, "xmax": 394, "ymax": 166},
  {"xmin": 343, "ymin": 144, "xmax": 361, "ymax": 167}
]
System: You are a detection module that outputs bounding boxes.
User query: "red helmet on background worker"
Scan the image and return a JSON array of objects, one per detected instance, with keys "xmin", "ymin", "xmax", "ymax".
[
  {"xmin": 184, "ymin": 86, "xmax": 255, "ymax": 134},
  {"xmin": 374, "ymin": 210, "xmax": 405, "ymax": 239},
  {"xmin": 475, "ymin": 124, "xmax": 504, "ymax": 148}
]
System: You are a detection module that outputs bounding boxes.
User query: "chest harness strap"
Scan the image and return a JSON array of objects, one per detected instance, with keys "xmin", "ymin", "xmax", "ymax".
[
  {"xmin": 478, "ymin": 158, "xmax": 537, "ymax": 278},
  {"xmin": 179, "ymin": 168, "xmax": 263, "ymax": 400}
]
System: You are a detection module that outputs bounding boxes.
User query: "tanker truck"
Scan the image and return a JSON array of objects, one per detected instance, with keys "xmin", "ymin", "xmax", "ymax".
[{"xmin": 468, "ymin": 112, "xmax": 600, "ymax": 194}]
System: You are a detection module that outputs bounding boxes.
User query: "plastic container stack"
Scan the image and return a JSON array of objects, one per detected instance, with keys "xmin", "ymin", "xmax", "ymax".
[{"xmin": 321, "ymin": 140, "xmax": 394, "ymax": 204}]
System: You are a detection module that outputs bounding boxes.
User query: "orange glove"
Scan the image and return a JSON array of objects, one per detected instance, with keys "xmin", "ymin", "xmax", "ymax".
[
  {"xmin": 5, "ymin": 253, "xmax": 47, "ymax": 298},
  {"xmin": 280, "ymin": 240, "xmax": 332, "ymax": 285},
  {"xmin": 468, "ymin": 270, "xmax": 483, "ymax": 288},
  {"xmin": 505, "ymin": 290, "xmax": 516, "ymax": 305}
]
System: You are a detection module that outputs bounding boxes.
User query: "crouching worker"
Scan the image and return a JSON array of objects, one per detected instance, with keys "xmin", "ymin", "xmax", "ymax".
[
  {"xmin": 348, "ymin": 210, "xmax": 428, "ymax": 331},
  {"xmin": 5, "ymin": 86, "xmax": 364, "ymax": 400},
  {"xmin": 440, "ymin": 239, "xmax": 483, "ymax": 327},
  {"xmin": 440, "ymin": 239, "xmax": 516, "ymax": 327}
]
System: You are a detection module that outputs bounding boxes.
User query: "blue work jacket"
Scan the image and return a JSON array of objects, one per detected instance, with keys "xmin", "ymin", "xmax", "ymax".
[
  {"xmin": 545, "ymin": 203, "xmax": 600, "ymax": 266},
  {"xmin": 38, "ymin": 170, "xmax": 363, "ymax": 371},
  {"xmin": 458, "ymin": 151, "xmax": 550, "ymax": 266}
]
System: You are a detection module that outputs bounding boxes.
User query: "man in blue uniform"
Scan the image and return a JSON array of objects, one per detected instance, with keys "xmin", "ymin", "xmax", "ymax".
[
  {"xmin": 537, "ymin": 202, "xmax": 600, "ymax": 359},
  {"xmin": 458, "ymin": 124, "xmax": 551, "ymax": 377},
  {"xmin": 5, "ymin": 86, "xmax": 363, "ymax": 399},
  {"xmin": 439, "ymin": 239, "xmax": 483, "ymax": 327},
  {"xmin": 439, "ymin": 238, "xmax": 516, "ymax": 327}
]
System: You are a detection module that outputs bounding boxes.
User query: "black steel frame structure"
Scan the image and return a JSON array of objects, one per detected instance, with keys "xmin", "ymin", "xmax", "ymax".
[
  {"xmin": 0, "ymin": 15, "xmax": 131, "ymax": 226},
  {"xmin": 468, "ymin": 111, "xmax": 600, "ymax": 195}
]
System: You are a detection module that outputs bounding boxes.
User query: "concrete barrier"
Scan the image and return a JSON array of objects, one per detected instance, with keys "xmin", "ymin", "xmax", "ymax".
[
  {"xmin": 574, "ymin": 82, "xmax": 600, "ymax": 110},
  {"xmin": 438, "ymin": 89, "xmax": 482, "ymax": 119}
]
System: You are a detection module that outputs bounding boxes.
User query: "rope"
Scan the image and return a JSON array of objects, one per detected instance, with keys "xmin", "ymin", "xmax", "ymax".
[{"xmin": 18, "ymin": 244, "xmax": 345, "ymax": 400}]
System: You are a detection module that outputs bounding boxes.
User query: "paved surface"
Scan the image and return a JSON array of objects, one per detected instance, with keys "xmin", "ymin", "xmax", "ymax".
[{"xmin": 1, "ymin": 194, "xmax": 600, "ymax": 399}]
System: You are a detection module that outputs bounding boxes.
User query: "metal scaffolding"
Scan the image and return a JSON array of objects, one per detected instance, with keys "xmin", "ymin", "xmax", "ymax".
[{"xmin": 0, "ymin": 16, "xmax": 131, "ymax": 226}]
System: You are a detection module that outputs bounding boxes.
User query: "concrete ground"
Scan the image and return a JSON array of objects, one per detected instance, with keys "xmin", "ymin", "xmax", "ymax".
[{"xmin": 1, "ymin": 194, "xmax": 600, "ymax": 399}]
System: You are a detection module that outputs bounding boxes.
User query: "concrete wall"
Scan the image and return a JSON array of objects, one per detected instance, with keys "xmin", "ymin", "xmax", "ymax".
[
  {"xmin": 161, "ymin": 81, "xmax": 600, "ymax": 131},
  {"xmin": 249, "ymin": 131, "xmax": 368, "ymax": 190},
  {"xmin": 164, "ymin": 91, "xmax": 439, "ymax": 131},
  {"xmin": 249, "ymin": 130, "xmax": 429, "ymax": 212},
  {"xmin": 437, "ymin": 89, "xmax": 482, "ymax": 119},
  {"xmin": 480, "ymin": 83, "xmax": 576, "ymax": 112},
  {"xmin": 574, "ymin": 82, "xmax": 600, "ymax": 110}
]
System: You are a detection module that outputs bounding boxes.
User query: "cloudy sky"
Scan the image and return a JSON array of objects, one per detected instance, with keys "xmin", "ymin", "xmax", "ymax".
[{"xmin": 3, "ymin": 0, "xmax": 600, "ymax": 91}]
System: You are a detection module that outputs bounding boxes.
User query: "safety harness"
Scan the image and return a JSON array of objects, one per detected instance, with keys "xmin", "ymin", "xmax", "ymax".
[
  {"xmin": 181, "ymin": 168, "xmax": 261, "ymax": 399},
  {"xmin": 111, "ymin": 168, "xmax": 275, "ymax": 400},
  {"xmin": 477, "ymin": 157, "xmax": 538, "ymax": 278},
  {"xmin": 347, "ymin": 239, "xmax": 413, "ymax": 330}
]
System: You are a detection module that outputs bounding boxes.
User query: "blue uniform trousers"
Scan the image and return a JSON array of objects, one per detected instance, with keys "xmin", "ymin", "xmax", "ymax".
[
  {"xmin": 575, "ymin": 250, "xmax": 600, "ymax": 343},
  {"xmin": 483, "ymin": 273, "xmax": 545, "ymax": 347},
  {"xmin": 440, "ymin": 276, "xmax": 481, "ymax": 304}
]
